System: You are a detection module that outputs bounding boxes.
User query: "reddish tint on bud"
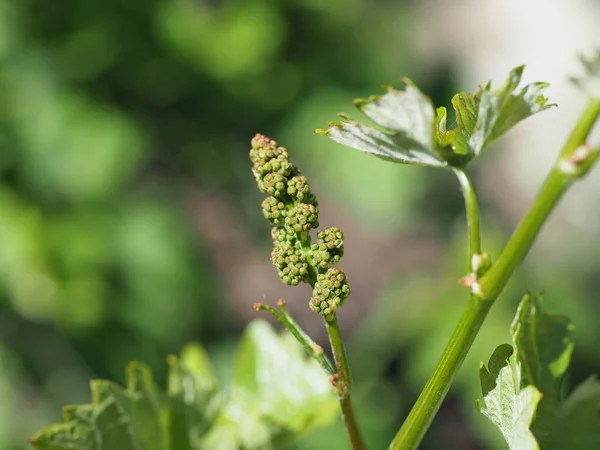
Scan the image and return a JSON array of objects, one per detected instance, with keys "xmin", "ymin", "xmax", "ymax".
[
  {"xmin": 311, "ymin": 227, "xmax": 344, "ymax": 270},
  {"xmin": 310, "ymin": 267, "xmax": 350, "ymax": 318},
  {"xmin": 249, "ymin": 134, "xmax": 294, "ymax": 181},
  {"xmin": 287, "ymin": 175, "xmax": 317, "ymax": 205},
  {"xmin": 261, "ymin": 197, "xmax": 287, "ymax": 225},
  {"xmin": 285, "ymin": 203, "xmax": 319, "ymax": 233},
  {"xmin": 271, "ymin": 241, "xmax": 309, "ymax": 286}
]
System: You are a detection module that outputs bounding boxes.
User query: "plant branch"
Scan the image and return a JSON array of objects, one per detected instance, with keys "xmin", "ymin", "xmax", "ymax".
[
  {"xmin": 299, "ymin": 231, "xmax": 367, "ymax": 450},
  {"xmin": 389, "ymin": 296, "xmax": 492, "ymax": 450},
  {"xmin": 453, "ymin": 167, "xmax": 481, "ymax": 270},
  {"xmin": 254, "ymin": 302, "xmax": 335, "ymax": 375},
  {"xmin": 479, "ymin": 98, "xmax": 600, "ymax": 299},
  {"xmin": 326, "ymin": 314, "xmax": 367, "ymax": 450},
  {"xmin": 388, "ymin": 98, "xmax": 600, "ymax": 450}
]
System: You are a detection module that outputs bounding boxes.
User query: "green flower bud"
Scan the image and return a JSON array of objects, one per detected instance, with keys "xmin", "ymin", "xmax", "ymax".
[
  {"xmin": 309, "ymin": 267, "xmax": 350, "ymax": 318},
  {"xmin": 285, "ymin": 203, "xmax": 319, "ymax": 234},
  {"xmin": 271, "ymin": 241, "xmax": 309, "ymax": 286},
  {"xmin": 311, "ymin": 227, "xmax": 344, "ymax": 270},
  {"xmin": 261, "ymin": 197, "xmax": 287, "ymax": 225},
  {"xmin": 260, "ymin": 172, "xmax": 288, "ymax": 198},
  {"xmin": 250, "ymin": 134, "xmax": 295, "ymax": 181},
  {"xmin": 271, "ymin": 226, "xmax": 294, "ymax": 243},
  {"xmin": 287, "ymin": 175, "xmax": 317, "ymax": 205}
]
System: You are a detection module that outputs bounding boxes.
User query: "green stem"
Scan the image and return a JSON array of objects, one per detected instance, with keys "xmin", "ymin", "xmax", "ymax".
[
  {"xmin": 389, "ymin": 296, "xmax": 492, "ymax": 450},
  {"xmin": 453, "ymin": 167, "xmax": 481, "ymax": 270},
  {"xmin": 254, "ymin": 303, "xmax": 335, "ymax": 375},
  {"xmin": 477, "ymin": 167, "xmax": 568, "ymax": 299},
  {"xmin": 480, "ymin": 98, "xmax": 600, "ymax": 299},
  {"xmin": 389, "ymin": 98, "xmax": 600, "ymax": 450},
  {"xmin": 326, "ymin": 314, "xmax": 367, "ymax": 450},
  {"xmin": 298, "ymin": 231, "xmax": 367, "ymax": 450}
]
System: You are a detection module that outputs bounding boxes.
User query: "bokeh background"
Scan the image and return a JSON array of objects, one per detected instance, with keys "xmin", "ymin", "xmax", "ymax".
[{"xmin": 1, "ymin": 0, "xmax": 600, "ymax": 449}]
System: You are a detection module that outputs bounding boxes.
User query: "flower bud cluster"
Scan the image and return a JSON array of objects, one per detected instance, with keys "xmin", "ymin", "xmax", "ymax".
[
  {"xmin": 309, "ymin": 268, "xmax": 351, "ymax": 318},
  {"xmin": 271, "ymin": 241, "xmax": 309, "ymax": 286},
  {"xmin": 311, "ymin": 227, "xmax": 344, "ymax": 270},
  {"xmin": 251, "ymin": 134, "xmax": 350, "ymax": 316},
  {"xmin": 250, "ymin": 134, "xmax": 294, "ymax": 183},
  {"xmin": 285, "ymin": 203, "xmax": 319, "ymax": 234}
]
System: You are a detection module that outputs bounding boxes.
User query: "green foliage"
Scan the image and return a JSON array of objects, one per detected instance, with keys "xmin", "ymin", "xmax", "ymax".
[
  {"xmin": 510, "ymin": 293, "xmax": 574, "ymax": 397},
  {"xmin": 30, "ymin": 320, "xmax": 338, "ymax": 450},
  {"xmin": 317, "ymin": 82, "xmax": 444, "ymax": 167},
  {"xmin": 435, "ymin": 67, "xmax": 553, "ymax": 161},
  {"xmin": 477, "ymin": 343, "xmax": 542, "ymax": 450},
  {"xmin": 317, "ymin": 66, "xmax": 553, "ymax": 168},
  {"xmin": 7, "ymin": 1, "xmax": 600, "ymax": 446},
  {"xmin": 479, "ymin": 293, "xmax": 600, "ymax": 450}
]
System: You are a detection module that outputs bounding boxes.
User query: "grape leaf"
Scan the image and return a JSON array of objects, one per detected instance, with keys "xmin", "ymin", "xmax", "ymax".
[
  {"xmin": 510, "ymin": 293, "xmax": 574, "ymax": 397},
  {"xmin": 571, "ymin": 50, "xmax": 600, "ymax": 99},
  {"xmin": 442, "ymin": 66, "xmax": 553, "ymax": 160},
  {"xmin": 204, "ymin": 319, "xmax": 339, "ymax": 448},
  {"xmin": 316, "ymin": 82, "xmax": 446, "ymax": 168},
  {"xmin": 167, "ymin": 343, "xmax": 219, "ymax": 450},
  {"xmin": 477, "ymin": 344, "xmax": 542, "ymax": 450},
  {"xmin": 30, "ymin": 319, "xmax": 338, "ymax": 450},
  {"xmin": 317, "ymin": 67, "xmax": 553, "ymax": 168},
  {"xmin": 509, "ymin": 293, "xmax": 573, "ymax": 444},
  {"xmin": 30, "ymin": 362, "xmax": 170, "ymax": 450},
  {"xmin": 479, "ymin": 293, "xmax": 600, "ymax": 450}
]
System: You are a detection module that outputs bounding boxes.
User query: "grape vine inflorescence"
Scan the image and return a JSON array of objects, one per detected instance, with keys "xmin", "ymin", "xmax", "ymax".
[{"xmin": 250, "ymin": 134, "xmax": 350, "ymax": 319}]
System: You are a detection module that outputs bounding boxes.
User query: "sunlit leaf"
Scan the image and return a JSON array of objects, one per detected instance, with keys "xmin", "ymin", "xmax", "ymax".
[
  {"xmin": 318, "ymin": 67, "xmax": 553, "ymax": 168},
  {"xmin": 224, "ymin": 320, "xmax": 339, "ymax": 446},
  {"xmin": 438, "ymin": 66, "xmax": 553, "ymax": 160},
  {"xmin": 30, "ymin": 320, "xmax": 338, "ymax": 450},
  {"xmin": 477, "ymin": 344, "xmax": 542, "ymax": 450},
  {"xmin": 316, "ymin": 82, "xmax": 445, "ymax": 167},
  {"xmin": 479, "ymin": 293, "xmax": 600, "ymax": 449},
  {"xmin": 510, "ymin": 293, "xmax": 574, "ymax": 396}
]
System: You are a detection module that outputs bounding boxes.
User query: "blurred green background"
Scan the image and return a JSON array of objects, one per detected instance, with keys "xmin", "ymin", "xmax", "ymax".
[{"xmin": 1, "ymin": 0, "xmax": 599, "ymax": 449}]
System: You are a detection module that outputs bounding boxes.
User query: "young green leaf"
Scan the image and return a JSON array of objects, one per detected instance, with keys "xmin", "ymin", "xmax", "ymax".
[
  {"xmin": 317, "ymin": 67, "xmax": 553, "ymax": 168},
  {"xmin": 30, "ymin": 362, "xmax": 170, "ymax": 450},
  {"xmin": 316, "ymin": 82, "xmax": 446, "ymax": 168},
  {"xmin": 167, "ymin": 343, "xmax": 220, "ymax": 450},
  {"xmin": 437, "ymin": 66, "xmax": 553, "ymax": 161},
  {"xmin": 228, "ymin": 320, "xmax": 339, "ymax": 438},
  {"xmin": 510, "ymin": 293, "xmax": 574, "ymax": 396},
  {"xmin": 477, "ymin": 344, "xmax": 542, "ymax": 450},
  {"xmin": 506, "ymin": 293, "xmax": 573, "ymax": 444},
  {"xmin": 30, "ymin": 320, "xmax": 339, "ymax": 450},
  {"xmin": 571, "ymin": 50, "xmax": 600, "ymax": 99},
  {"xmin": 478, "ymin": 293, "xmax": 600, "ymax": 449}
]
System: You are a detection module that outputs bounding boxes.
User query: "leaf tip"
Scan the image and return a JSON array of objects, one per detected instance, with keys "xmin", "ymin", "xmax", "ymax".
[
  {"xmin": 399, "ymin": 76, "xmax": 415, "ymax": 87},
  {"xmin": 352, "ymin": 97, "xmax": 368, "ymax": 108}
]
